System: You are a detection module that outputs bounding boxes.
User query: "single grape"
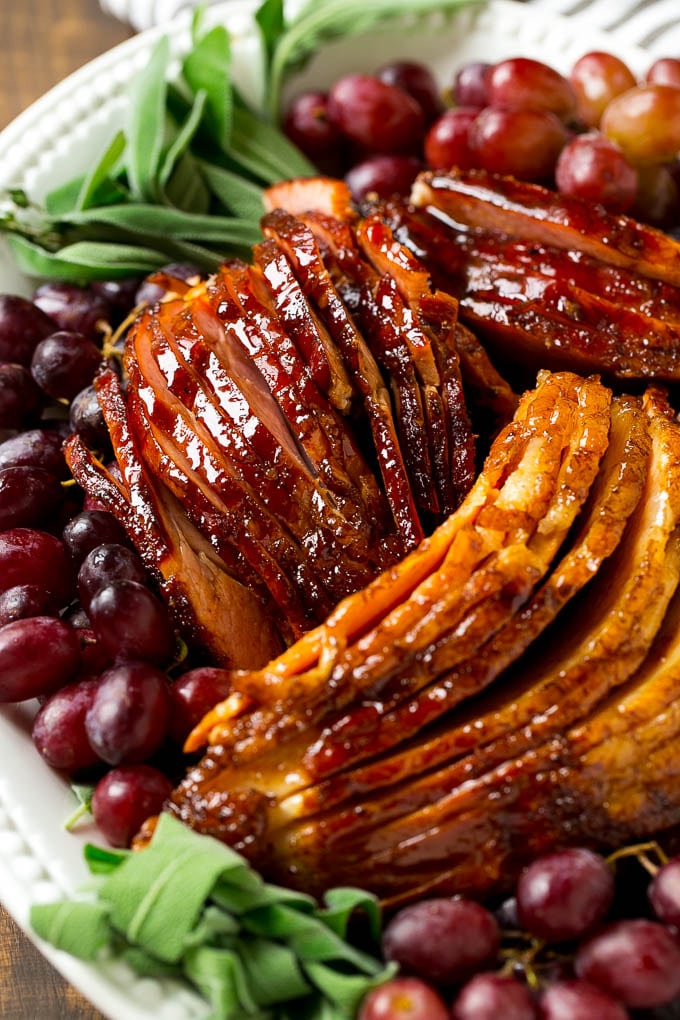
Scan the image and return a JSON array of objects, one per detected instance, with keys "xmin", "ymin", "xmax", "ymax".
[
  {"xmin": 32, "ymin": 282, "xmax": 110, "ymax": 338},
  {"xmin": 0, "ymin": 362, "xmax": 43, "ymax": 430},
  {"xmin": 0, "ymin": 616, "xmax": 81, "ymax": 701},
  {"xmin": 382, "ymin": 896, "xmax": 499, "ymax": 986},
  {"xmin": 631, "ymin": 164, "xmax": 679, "ymax": 227},
  {"xmin": 516, "ymin": 848, "xmax": 614, "ymax": 943},
  {"xmin": 0, "ymin": 528, "xmax": 74, "ymax": 605},
  {"xmin": 91, "ymin": 765, "xmax": 173, "ymax": 847},
  {"xmin": 0, "ymin": 295, "xmax": 56, "ymax": 366},
  {"xmin": 648, "ymin": 855, "xmax": 680, "ymax": 928},
  {"xmin": 63, "ymin": 604, "xmax": 91, "ymax": 630},
  {"xmin": 91, "ymin": 278, "xmax": 141, "ymax": 323},
  {"xmin": 646, "ymin": 57, "xmax": 680, "ymax": 89},
  {"xmin": 69, "ymin": 384, "xmax": 109, "ymax": 450},
  {"xmin": 470, "ymin": 107, "xmax": 568, "ymax": 181},
  {"xmin": 0, "ymin": 584, "xmax": 60, "ymax": 627},
  {"xmin": 62, "ymin": 510, "xmax": 128, "ymax": 567},
  {"xmin": 77, "ymin": 542, "xmax": 147, "ymax": 610},
  {"xmin": 283, "ymin": 92, "xmax": 346, "ymax": 175},
  {"xmin": 85, "ymin": 661, "xmax": 171, "ymax": 765},
  {"xmin": 453, "ymin": 61, "xmax": 492, "ymax": 108},
  {"xmin": 327, "ymin": 74, "xmax": 425, "ymax": 154},
  {"xmin": 601, "ymin": 84, "xmax": 680, "ymax": 165},
  {"xmin": 0, "ymin": 428, "xmax": 68, "ymax": 478},
  {"xmin": 0, "ymin": 466, "xmax": 63, "ymax": 530},
  {"xmin": 452, "ymin": 973, "xmax": 536, "ymax": 1020},
  {"xmin": 487, "ymin": 58, "xmax": 577, "ymax": 122},
  {"xmin": 345, "ymin": 155, "xmax": 421, "ymax": 202},
  {"xmin": 569, "ymin": 52, "xmax": 637, "ymax": 128},
  {"xmin": 555, "ymin": 133, "xmax": 638, "ymax": 213},
  {"xmin": 169, "ymin": 667, "xmax": 232, "ymax": 745},
  {"xmin": 32, "ymin": 678, "xmax": 101, "ymax": 772},
  {"xmin": 377, "ymin": 61, "xmax": 443, "ymax": 124},
  {"xmin": 30, "ymin": 330, "xmax": 102, "ymax": 402},
  {"xmin": 135, "ymin": 263, "xmax": 201, "ymax": 307},
  {"xmin": 358, "ymin": 977, "xmax": 449, "ymax": 1020},
  {"xmin": 538, "ymin": 980, "xmax": 628, "ymax": 1020},
  {"xmin": 575, "ymin": 919, "xmax": 680, "ymax": 1008},
  {"xmin": 424, "ymin": 107, "xmax": 480, "ymax": 171},
  {"xmin": 89, "ymin": 579, "xmax": 175, "ymax": 667}
]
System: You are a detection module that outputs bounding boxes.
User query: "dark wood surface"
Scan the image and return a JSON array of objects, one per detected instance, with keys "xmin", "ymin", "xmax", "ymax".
[{"xmin": 0, "ymin": 8, "xmax": 133, "ymax": 1016}]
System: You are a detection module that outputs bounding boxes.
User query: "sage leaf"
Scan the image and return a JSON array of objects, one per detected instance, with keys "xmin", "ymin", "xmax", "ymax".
[
  {"xmin": 30, "ymin": 900, "xmax": 112, "ymax": 962},
  {"xmin": 183, "ymin": 944, "xmax": 265, "ymax": 1019},
  {"xmin": 76, "ymin": 130, "xmax": 127, "ymax": 212},
  {"xmin": 127, "ymin": 35, "xmax": 170, "ymax": 202},
  {"xmin": 199, "ymin": 161, "xmax": 265, "ymax": 220},
  {"xmin": 84, "ymin": 843, "xmax": 129, "ymax": 875},
  {"xmin": 7, "ymin": 235, "xmax": 165, "ymax": 281},
  {"xmin": 159, "ymin": 89, "xmax": 208, "ymax": 189},
  {"xmin": 303, "ymin": 960, "xmax": 398, "ymax": 1017},
  {"xmin": 237, "ymin": 936, "xmax": 312, "ymax": 1004},
  {"xmin": 231, "ymin": 104, "xmax": 316, "ymax": 182},
  {"xmin": 182, "ymin": 26, "xmax": 232, "ymax": 149},
  {"xmin": 163, "ymin": 150, "xmax": 212, "ymax": 214},
  {"xmin": 255, "ymin": 0, "xmax": 285, "ymax": 91}
]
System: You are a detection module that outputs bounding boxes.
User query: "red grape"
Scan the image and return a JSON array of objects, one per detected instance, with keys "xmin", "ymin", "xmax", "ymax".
[
  {"xmin": 424, "ymin": 107, "xmax": 480, "ymax": 171},
  {"xmin": 135, "ymin": 263, "xmax": 201, "ymax": 307},
  {"xmin": 452, "ymin": 973, "xmax": 536, "ymax": 1020},
  {"xmin": 88, "ymin": 579, "xmax": 175, "ymax": 667},
  {"xmin": 569, "ymin": 52, "xmax": 637, "ymax": 128},
  {"xmin": 0, "ymin": 428, "xmax": 68, "ymax": 478},
  {"xmin": 85, "ymin": 661, "xmax": 171, "ymax": 765},
  {"xmin": 327, "ymin": 74, "xmax": 425, "ymax": 154},
  {"xmin": 0, "ymin": 295, "xmax": 56, "ymax": 366},
  {"xmin": 453, "ymin": 61, "xmax": 492, "ymax": 108},
  {"xmin": 516, "ymin": 848, "xmax": 614, "ymax": 942},
  {"xmin": 345, "ymin": 155, "xmax": 421, "ymax": 202},
  {"xmin": 32, "ymin": 282, "xmax": 110, "ymax": 338},
  {"xmin": 30, "ymin": 331, "xmax": 103, "ymax": 401},
  {"xmin": 91, "ymin": 277, "xmax": 140, "ymax": 323},
  {"xmin": 382, "ymin": 896, "xmax": 499, "ymax": 985},
  {"xmin": 62, "ymin": 510, "xmax": 128, "ymax": 567},
  {"xmin": 283, "ymin": 91, "xmax": 346, "ymax": 175},
  {"xmin": 645, "ymin": 57, "xmax": 680, "ymax": 89},
  {"xmin": 169, "ymin": 667, "xmax": 232, "ymax": 744},
  {"xmin": 601, "ymin": 83, "xmax": 680, "ymax": 165},
  {"xmin": 69, "ymin": 384, "xmax": 109, "ymax": 449},
  {"xmin": 0, "ymin": 362, "xmax": 43, "ymax": 430},
  {"xmin": 377, "ymin": 61, "xmax": 443, "ymax": 124},
  {"xmin": 0, "ymin": 584, "xmax": 61, "ymax": 626},
  {"xmin": 358, "ymin": 977, "xmax": 449, "ymax": 1020},
  {"xmin": 91, "ymin": 765, "xmax": 173, "ymax": 847},
  {"xmin": 487, "ymin": 58, "xmax": 577, "ymax": 122},
  {"xmin": 0, "ymin": 616, "xmax": 81, "ymax": 701},
  {"xmin": 538, "ymin": 980, "xmax": 628, "ymax": 1020},
  {"xmin": 32, "ymin": 677, "xmax": 101, "ymax": 771},
  {"xmin": 554, "ymin": 133, "xmax": 637, "ymax": 213},
  {"xmin": 575, "ymin": 919, "xmax": 680, "ymax": 1008},
  {"xmin": 470, "ymin": 107, "xmax": 567, "ymax": 180},
  {"xmin": 631, "ymin": 164, "xmax": 679, "ymax": 227},
  {"xmin": 0, "ymin": 465, "xmax": 63, "ymax": 530},
  {"xmin": 77, "ymin": 542, "xmax": 147, "ymax": 610},
  {"xmin": 0, "ymin": 528, "xmax": 74, "ymax": 605},
  {"xmin": 648, "ymin": 855, "xmax": 680, "ymax": 928}
]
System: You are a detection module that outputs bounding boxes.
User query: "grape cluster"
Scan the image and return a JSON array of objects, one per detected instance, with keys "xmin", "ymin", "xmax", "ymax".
[
  {"xmin": 0, "ymin": 268, "xmax": 224, "ymax": 847},
  {"xmin": 359, "ymin": 845, "xmax": 680, "ymax": 1019},
  {"xmin": 284, "ymin": 53, "xmax": 680, "ymax": 227}
]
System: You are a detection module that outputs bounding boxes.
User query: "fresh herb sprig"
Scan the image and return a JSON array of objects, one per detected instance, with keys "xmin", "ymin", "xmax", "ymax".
[{"xmin": 31, "ymin": 813, "xmax": 395, "ymax": 1020}]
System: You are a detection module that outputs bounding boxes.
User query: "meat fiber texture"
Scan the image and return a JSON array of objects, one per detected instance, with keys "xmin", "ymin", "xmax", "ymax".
[{"xmin": 66, "ymin": 181, "xmax": 486, "ymax": 670}]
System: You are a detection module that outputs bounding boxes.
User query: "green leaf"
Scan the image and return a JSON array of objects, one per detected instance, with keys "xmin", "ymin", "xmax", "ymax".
[
  {"xmin": 85, "ymin": 843, "xmax": 129, "ymax": 875},
  {"xmin": 46, "ymin": 175, "xmax": 128, "ymax": 217},
  {"xmin": 162, "ymin": 150, "xmax": 212, "ymax": 215},
  {"xmin": 63, "ymin": 204, "xmax": 260, "ymax": 244},
  {"xmin": 76, "ymin": 130, "xmax": 127, "ymax": 212},
  {"xmin": 318, "ymin": 887, "xmax": 382, "ymax": 942},
  {"xmin": 159, "ymin": 89, "xmax": 208, "ymax": 189},
  {"xmin": 231, "ymin": 104, "xmax": 316, "ymax": 183},
  {"xmin": 183, "ymin": 944, "xmax": 265, "ymax": 1020},
  {"xmin": 199, "ymin": 161, "xmax": 265, "ymax": 221},
  {"xmin": 127, "ymin": 35, "xmax": 170, "ymax": 201},
  {"xmin": 266, "ymin": 0, "xmax": 481, "ymax": 119},
  {"xmin": 238, "ymin": 935, "xmax": 312, "ymax": 1005},
  {"xmin": 30, "ymin": 900, "xmax": 112, "ymax": 961},
  {"xmin": 303, "ymin": 960, "xmax": 397, "ymax": 1018},
  {"xmin": 100, "ymin": 813, "xmax": 252, "ymax": 962},
  {"xmin": 182, "ymin": 25, "xmax": 232, "ymax": 148},
  {"xmin": 255, "ymin": 0, "xmax": 285, "ymax": 84},
  {"xmin": 7, "ymin": 235, "xmax": 165, "ymax": 282}
]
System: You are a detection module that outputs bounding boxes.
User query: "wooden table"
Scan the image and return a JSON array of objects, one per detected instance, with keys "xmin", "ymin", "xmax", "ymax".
[{"xmin": 0, "ymin": 8, "xmax": 133, "ymax": 1015}]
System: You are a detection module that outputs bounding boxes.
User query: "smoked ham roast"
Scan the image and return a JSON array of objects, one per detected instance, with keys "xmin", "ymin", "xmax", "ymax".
[{"xmin": 69, "ymin": 170, "xmax": 680, "ymax": 904}]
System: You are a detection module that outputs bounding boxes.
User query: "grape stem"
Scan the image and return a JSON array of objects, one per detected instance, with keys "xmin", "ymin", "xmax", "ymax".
[{"xmin": 606, "ymin": 839, "xmax": 668, "ymax": 876}]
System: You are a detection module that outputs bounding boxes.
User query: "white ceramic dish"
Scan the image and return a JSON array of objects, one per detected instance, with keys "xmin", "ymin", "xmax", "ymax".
[{"xmin": 0, "ymin": 3, "xmax": 655, "ymax": 1017}]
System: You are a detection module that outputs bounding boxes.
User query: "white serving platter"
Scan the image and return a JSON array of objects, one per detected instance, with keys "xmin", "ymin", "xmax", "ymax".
[{"xmin": 0, "ymin": 2, "xmax": 655, "ymax": 1017}]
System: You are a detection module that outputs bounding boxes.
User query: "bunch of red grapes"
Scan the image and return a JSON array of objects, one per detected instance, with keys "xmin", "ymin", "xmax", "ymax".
[
  {"xmin": 0, "ymin": 270, "xmax": 234, "ymax": 847},
  {"xmin": 359, "ymin": 845, "xmax": 680, "ymax": 1019},
  {"xmin": 284, "ymin": 52, "xmax": 680, "ymax": 227}
]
